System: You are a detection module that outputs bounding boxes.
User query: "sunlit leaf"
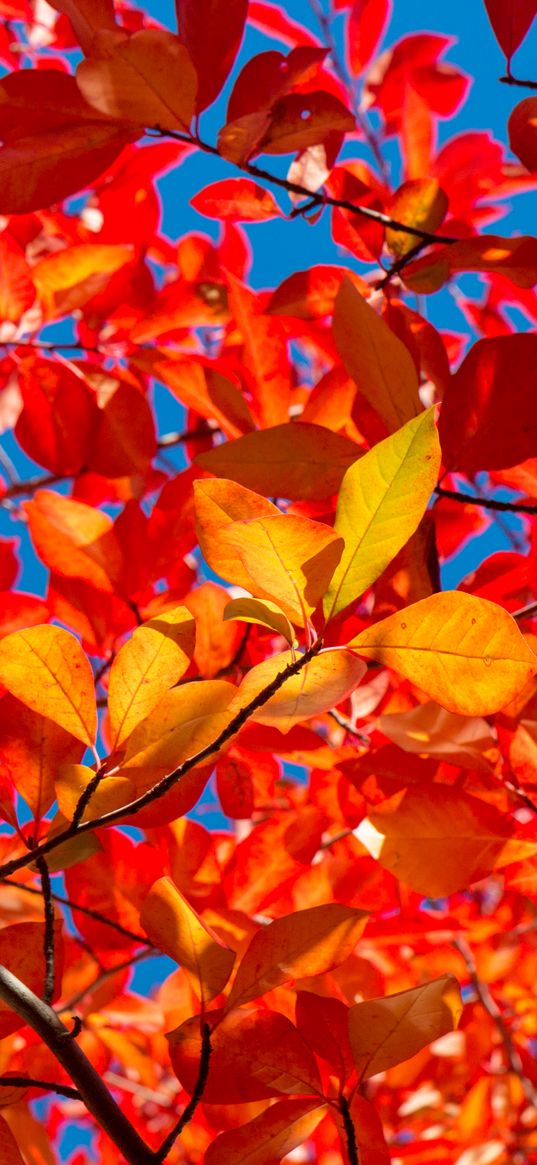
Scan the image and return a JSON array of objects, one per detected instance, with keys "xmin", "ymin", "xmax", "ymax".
[
  {"xmin": 108, "ymin": 605, "xmax": 196, "ymax": 748},
  {"xmin": 0, "ymin": 625, "xmax": 97, "ymax": 746},
  {"xmin": 224, "ymin": 596, "xmax": 296, "ymax": 644},
  {"xmin": 228, "ymin": 648, "xmax": 366, "ymax": 733},
  {"xmin": 76, "ymin": 30, "xmax": 197, "ymax": 131},
  {"xmin": 348, "ymin": 976, "xmax": 463, "ymax": 1079},
  {"xmin": 0, "ymin": 694, "xmax": 83, "ymax": 822},
  {"xmin": 204, "ymin": 1098, "xmax": 328, "ymax": 1165},
  {"xmin": 194, "ymin": 479, "xmax": 280, "ymax": 593},
  {"xmin": 24, "ymin": 490, "xmax": 123, "ymax": 594},
  {"xmin": 386, "ymin": 178, "xmax": 448, "ymax": 258},
  {"xmin": 349, "ymin": 591, "xmax": 537, "ymax": 715},
  {"xmin": 324, "ymin": 408, "xmax": 441, "ymax": 620},
  {"xmin": 141, "ymin": 876, "xmax": 235, "ymax": 1003},
  {"xmin": 354, "ymin": 785, "xmax": 537, "ymax": 895}
]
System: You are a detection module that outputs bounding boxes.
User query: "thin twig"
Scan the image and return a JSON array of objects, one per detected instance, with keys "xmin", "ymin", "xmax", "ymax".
[
  {"xmin": 374, "ymin": 240, "xmax": 431, "ymax": 288},
  {"xmin": 339, "ymin": 1092, "xmax": 359, "ymax": 1165},
  {"xmin": 0, "ymin": 640, "xmax": 323, "ymax": 880},
  {"xmin": 154, "ymin": 1023, "xmax": 212, "ymax": 1163},
  {"xmin": 435, "ymin": 485, "xmax": 537, "ymax": 515},
  {"xmin": 61, "ymin": 949, "xmax": 155, "ymax": 1013},
  {"xmin": 454, "ymin": 936, "xmax": 537, "ymax": 1108},
  {"xmin": 512, "ymin": 601, "xmax": 537, "ymax": 622},
  {"xmin": 328, "ymin": 708, "xmax": 370, "ymax": 745},
  {"xmin": 499, "ymin": 74, "xmax": 537, "ymax": 91},
  {"xmin": 0, "ymin": 877, "xmax": 154, "ymax": 947},
  {"xmin": 0, "ymin": 1074, "xmax": 81, "ymax": 1100},
  {"xmin": 35, "ymin": 856, "xmax": 55, "ymax": 1006}
]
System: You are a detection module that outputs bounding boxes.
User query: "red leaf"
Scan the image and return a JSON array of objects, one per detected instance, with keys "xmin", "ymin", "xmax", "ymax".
[
  {"xmin": 483, "ymin": 0, "xmax": 537, "ymax": 65},
  {"xmin": 176, "ymin": 0, "xmax": 248, "ymax": 111},
  {"xmin": 346, "ymin": 0, "xmax": 392, "ymax": 76},
  {"xmin": 191, "ymin": 179, "xmax": 281, "ymax": 223}
]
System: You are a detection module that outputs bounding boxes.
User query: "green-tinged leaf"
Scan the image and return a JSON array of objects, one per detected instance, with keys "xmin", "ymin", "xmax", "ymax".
[
  {"xmin": 324, "ymin": 408, "xmax": 440, "ymax": 621},
  {"xmin": 348, "ymin": 592, "xmax": 537, "ymax": 715},
  {"xmin": 226, "ymin": 904, "xmax": 369, "ymax": 1010},
  {"xmin": 108, "ymin": 605, "xmax": 196, "ymax": 748},
  {"xmin": 224, "ymin": 597, "xmax": 296, "ymax": 644},
  {"xmin": 348, "ymin": 976, "xmax": 463, "ymax": 1080},
  {"xmin": 0, "ymin": 625, "xmax": 97, "ymax": 746}
]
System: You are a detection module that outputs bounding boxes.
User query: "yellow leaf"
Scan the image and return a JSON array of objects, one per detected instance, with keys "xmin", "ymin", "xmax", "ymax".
[
  {"xmin": 122, "ymin": 680, "xmax": 237, "ymax": 772},
  {"xmin": 56, "ymin": 763, "xmax": 133, "ymax": 823},
  {"xmin": 140, "ymin": 876, "xmax": 235, "ymax": 1004},
  {"xmin": 333, "ymin": 278, "xmax": 421, "ymax": 435},
  {"xmin": 348, "ymin": 592, "xmax": 537, "ymax": 715},
  {"xmin": 108, "ymin": 605, "xmax": 196, "ymax": 748},
  {"xmin": 227, "ymin": 648, "xmax": 366, "ymax": 733},
  {"xmin": 348, "ymin": 976, "xmax": 463, "ymax": 1080},
  {"xmin": 0, "ymin": 625, "xmax": 96, "ymax": 746},
  {"xmin": 354, "ymin": 785, "xmax": 537, "ymax": 896},
  {"xmin": 221, "ymin": 513, "xmax": 343, "ymax": 626},
  {"xmin": 226, "ymin": 903, "xmax": 369, "ymax": 1010},
  {"xmin": 324, "ymin": 408, "xmax": 440, "ymax": 620},
  {"xmin": 77, "ymin": 29, "xmax": 197, "ymax": 131},
  {"xmin": 386, "ymin": 179, "xmax": 448, "ymax": 259},
  {"xmin": 224, "ymin": 596, "xmax": 296, "ymax": 645},
  {"xmin": 194, "ymin": 478, "xmax": 279, "ymax": 594}
]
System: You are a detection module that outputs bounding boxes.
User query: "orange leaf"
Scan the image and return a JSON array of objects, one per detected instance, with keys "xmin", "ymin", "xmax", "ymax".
[
  {"xmin": 226, "ymin": 273, "xmax": 291, "ymax": 427},
  {"xmin": 404, "ymin": 235, "xmax": 537, "ymax": 292},
  {"xmin": 169, "ymin": 1008, "xmax": 321, "ymax": 1103},
  {"xmin": 76, "ymin": 29, "xmax": 197, "ymax": 131},
  {"xmin": 333, "ymin": 278, "xmax": 421, "ymax": 435},
  {"xmin": 226, "ymin": 903, "xmax": 369, "ymax": 1010},
  {"xmin": 108, "ymin": 606, "xmax": 195, "ymax": 748},
  {"xmin": 0, "ymin": 233, "xmax": 35, "ymax": 322},
  {"xmin": 140, "ymin": 877, "xmax": 235, "ymax": 1003},
  {"xmin": 217, "ymin": 513, "xmax": 343, "ymax": 626},
  {"xmin": 349, "ymin": 592, "xmax": 537, "ymax": 715},
  {"xmin": 348, "ymin": 976, "xmax": 463, "ymax": 1080},
  {"xmin": 24, "ymin": 490, "xmax": 123, "ymax": 594},
  {"xmin": 204, "ymin": 1097, "xmax": 328, "ymax": 1165},
  {"xmin": 260, "ymin": 91, "xmax": 354, "ymax": 155},
  {"xmin": 0, "ymin": 625, "xmax": 97, "ymax": 746},
  {"xmin": 0, "ymin": 693, "xmax": 83, "ymax": 822},
  {"xmin": 121, "ymin": 680, "xmax": 237, "ymax": 773},
  {"xmin": 229, "ymin": 648, "xmax": 366, "ymax": 733},
  {"xmin": 196, "ymin": 423, "xmax": 360, "ymax": 500},
  {"xmin": 33, "ymin": 243, "xmax": 134, "ymax": 321},
  {"xmin": 354, "ymin": 785, "xmax": 537, "ymax": 895},
  {"xmin": 379, "ymin": 701, "xmax": 499, "ymax": 771},
  {"xmin": 194, "ymin": 479, "xmax": 280, "ymax": 594}
]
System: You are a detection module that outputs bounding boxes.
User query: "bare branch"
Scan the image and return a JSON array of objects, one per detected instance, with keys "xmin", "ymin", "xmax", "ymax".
[
  {"xmin": 1, "ymin": 877, "xmax": 154, "ymax": 947},
  {"xmin": 435, "ymin": 484, "xmax": 537, "ymax": 515},
  {"xmin": 154, "ymin": 1022, "xmax": 212, "ymax": 1163},
  {"xmin": 339, "ymin": 1092, "xmax": 359, "ymax": 1165},
  {"xmin": 0, "ymin": 1074, "xmax": 81, "ymax": 1100}
]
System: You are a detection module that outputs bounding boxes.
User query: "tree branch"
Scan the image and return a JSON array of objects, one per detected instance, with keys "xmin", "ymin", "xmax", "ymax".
[
  {"xmin": 499, "ymin": 74, "xmax": 537, "ymax": 90},
  {"xmin": 339, "ymin": 1092, "xmax": 359, "ymax": 1165},
  {"xmin": 0, "ymin": 640, "xmax": 323, "ymax": 880},
  {"xmin": 154, "ymin": 1022, "xmax": 212, "ymax": 1163},
  {"xmin": 1, "ymin": 877, "xmax": 154, "ymax": 947},
  {"xmin": 434, "ymin": 484, "xmax": 537, "ymax": 515},
  {"xmin": 34, "ymin": 856, "xmax": 55, "ymax": 1006},
  {"xmin": 0, "ymin": 965, "xmax": 156, "ymax": 1165}
]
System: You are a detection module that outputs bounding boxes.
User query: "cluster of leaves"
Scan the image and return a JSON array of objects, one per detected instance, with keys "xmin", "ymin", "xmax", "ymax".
[{"xmin": 2, "ymin": 1, "xmax": 537, "ymax": 1163}]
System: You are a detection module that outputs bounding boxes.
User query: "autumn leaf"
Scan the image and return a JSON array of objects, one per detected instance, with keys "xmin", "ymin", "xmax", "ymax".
[
  {"xmin": 0, "ymin": 625, "xmax": 97, "ymax": 746},
  {"xmin": 76, "ymin": 30, "xmax": 197, "ymax": 131},
  {"xmin": 225, "ymin": 904, "xmax": 369, "ymax": 1010},
  {"xmin": 348, "ymin": 976, "xmax": 463, "ymax": 1079},
  {"xmin": 349, "ymin": 591, "xmax": 537, "ymax": 715},
  {"xmin": 0, "ymin": 922, "xmax": 63, "ymax": 1037},
  {"xmin": 141, "ymin": 876, "xmax": 235, "ymax": 1003},
  {"xmin": 386, "ymin": 179, "xmax": 448, "ymax": 258},
  {"xmin": 324, "ymin": 408, "xmax": 441, "ymax": 621},
  {"xmin": 0, "ymin": 694, "xmax": 83, "ymax": 822},
  {"xmin": 224, "ymin": 596, "xmax": 296, "ymax": 644},
  {"xmin": 354, "ymin": 784, "xmax": 537, "ymax": 895},
  {"xmin": 484, "ymin": 0, "xmax": 537, "ymax": 66},
  {"xmin": 24, "ymin": 490, "xmax": 123, "ymax": 594},
  {"xmin": 191, "ymin": 178, "xmax": 281, "ymax": 222},
  {"xmin": 0, "ymin": 1114, "xmax": 26, "ymax": 1165},
  {"xmin": 509, "ymin": 96, "xmax": 537, "ymax": 170},
  {"xmin": 108, "ymin": 605, "xmax": 196, "ymax": 748},
  {"xmin": 204, "ymin": 1098, "xmax": 328, "ymax": 1165}
]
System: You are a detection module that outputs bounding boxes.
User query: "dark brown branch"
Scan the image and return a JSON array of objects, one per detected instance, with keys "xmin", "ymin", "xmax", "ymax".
[
  {"xmin": 339, "ymin": 1092, "xmax": 359, "ymax": 1165},
  {"xmin": 454, "ymin": 937, "xmax": 537, "ymax": 1108},
  {"xmin": 71, "ymin": 763, "xmax": 108, "ymax": 830},
  {"xmin": 157, "ymin": 128, "xmax": 458, "ymax": 245},
  {"xmin": 1, "ymin": 877, "xmax": 154, "ymax": 947},
  {"xmin": 328, "ymin": 708, "xmax": 370, "ymax": 745},
  {"xmin": 0, "ymin": 639, "xmax": 323, "ymax": 880},
  {"xmin": 374, "ymin": 240, "xmax": 431, "ymax": 288},
  {"xmin": 1, "ymin": 472, "xmax": 66, "ymax": 500},
  {"xmin": 434, "ymin": 484, "xmax": 537, "ymax": 515},
  {"xmin": 512, "ymin": 601, "xmax": 537, "ymax": 621},
  {"xmin": 0, "ymin": 1074, "xmax": 81, "ymax": 1100},
  {"xmin": 154, "ymin": 1022, "xmax": 212, "ymax": 1163},
  {"xmin": 0, "ymin": 965, "xmax": 156, "ymax": 1165},
  {"xmin": 499, "ymin": 74, "xmax": 537, "ymax": 90},
  {"xmin": 35, "ymin": 856, "xmax": 55, "ymax": 1006}
]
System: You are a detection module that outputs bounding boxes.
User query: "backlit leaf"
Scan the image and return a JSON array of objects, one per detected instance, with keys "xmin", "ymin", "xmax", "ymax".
[
  {"xmin": 191, "ymin": 178, "xmax": 281, "ymax": 222},
  {"xmin": 225, "ymin": 903, "xmax": 369, "ymax": 1010},
  {"xmin": 24, "ymin": 490, "xmax": 123, "ymax": 594},
  {"xmin": 333, "ymin": 278, "xmax": 421, "ymax": 434},
  {"xmin": 76, "ymin": 30, "xmax": 197, "ymax": 131},
  {"xmin": 0, "ymin": 694, "xmax": 83, "ymax": 822},
  {"xmin": 0, "ymin": 1113, "xmax": 26, "ymax": 1165},
  {"xmin": 386, "ymin": 179, "xmax": 448, "ymax": 259},
  {"xmin": 141, "ymin": 876, "xmax": 235, "ymax": 1003},
  {"xmin": 0, "ymin": 625, "xmax": 97, "ymax": 746},
  {"xmin": 349, "ymin": 591, "xmax": 537, "ymax": 715},
  {"xmin": 108, "ymin": 606, "xmax": 195, "ymax": 748},
  {"xmin": 194, "ymin": 479, "xmax": 280, "ymax": 593},
  {"xmin": 324, "ymin": 408, "xmax": 441, "ymax": 621},
  {"xmin": 204, "ymin": 1098, "xmax": 328, "ymax": 1165},
  {"xmin": 0, "ymin": 122, "xmax": 132, "ymax": 215},
  {"xmin": 196, "ymin": 423, "xmax": 360, "ymax": 500},
  {"xmin": 403, "ymin": 235, "xmax": 537, "ymax": 292},
  {"xmin": 219, "ymin": 513, "xmax": 344, "ymax": 625},
  {"xmin": 224, "ymin": 597, "xmax": 296, "ymax": 644},
  {"xmin": 229, "ymin": 648, "xmax": 366, "ymax": 733},
  {"xmin": 354, "ymin": 785, "xmax": 537, "ymax": 895},
  {"xmin": 47, "ymin": 0, "xmax": 118, "ymax": 54},
  {"xmin": 348, "ymin": 976, "xmax": 463, "ymax": 1079},
  {"xmin": 176, "ymin": 0, "xmax": 248, "ymax": 111},
  {"xmin": 121, "ymin": 680, "xmax": 237, "ymax": 773}
]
